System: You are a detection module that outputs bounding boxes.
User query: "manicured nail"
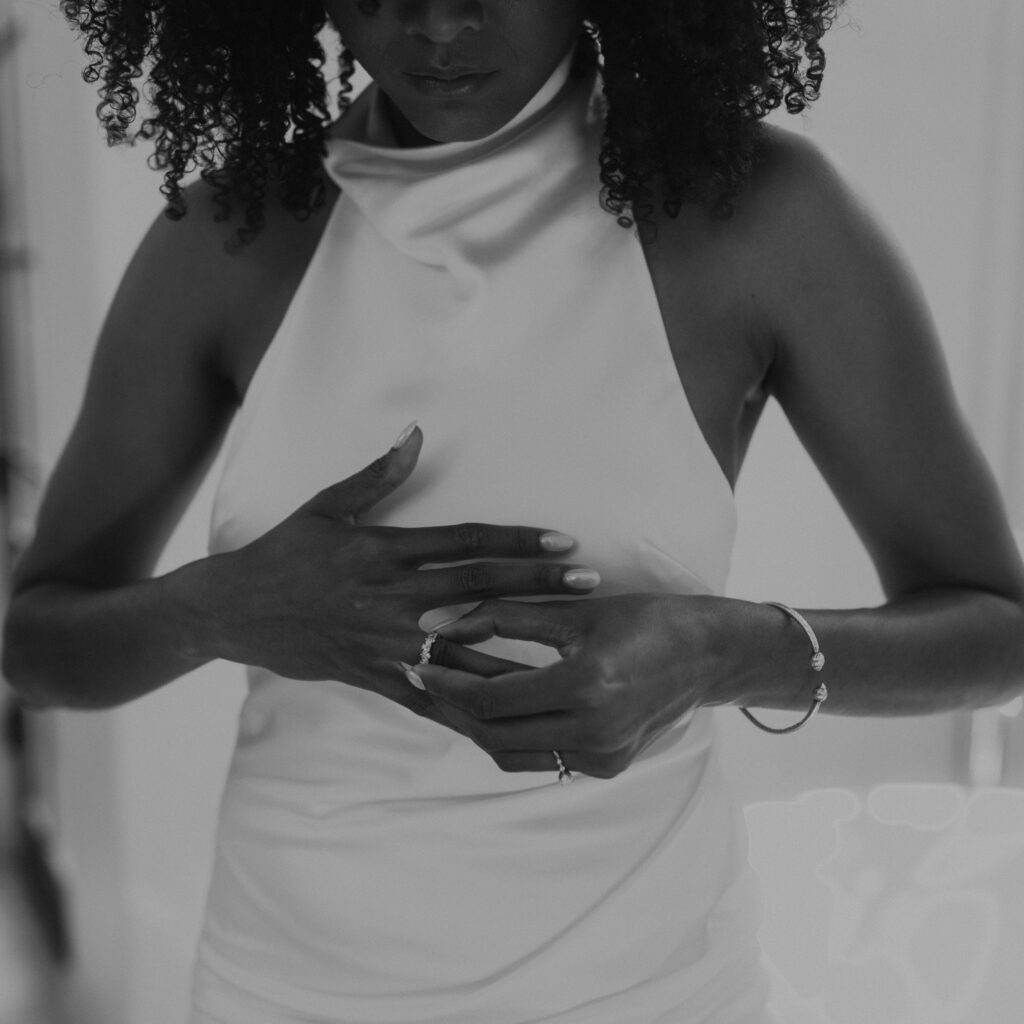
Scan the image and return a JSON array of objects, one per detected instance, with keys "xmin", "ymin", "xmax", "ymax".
[
  {"xmin": 431, "ymin": 615, "xmax": 462, "ymax": 634},
  {"xmin": 563, "ymin": 568, "xmax": 601, "ymax": 590},
  {"xmin": 399, "ymin": 661, "xmax": 426, "ymax": 690},
  {"xmin": 540, "ymin": 531, "xmax": 575, "ymax": 553},
  {"xmin": 392, "ymin": 421, "xmax": 418, "ymax": 450}
]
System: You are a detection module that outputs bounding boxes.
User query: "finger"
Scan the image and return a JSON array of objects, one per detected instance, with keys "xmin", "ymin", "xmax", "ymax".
[
  {"xmin": 426, "ymin": 636, "xmax": 529, "ymax": 677},
  {"xmin": 414, "ymin": 660, "xmax": 576, "ymax": 719},
  {"xmin": 416, "ymin": 564, "xmax": 600, "ymax": 605},
  {"xmin": 309, "ymin": 423, "xmax": 423, "ymax": 525},
  {"xmin": 392, "ymin": 522, "xmax": 580, "ymax": 565},
  {"xmin": 437, "ymin": 598, "xmax": 583, "ymax": 651},
  {"xmin": 487, "ymin": 750, "xmax": 625, "ymax": 781},
  {"xmin": 488, "ymin": 749, "xmax": 585, "ymax": 777},
  {"xmin": 438, "ymin": 703, "xmax": 578, "ymax": 751}
]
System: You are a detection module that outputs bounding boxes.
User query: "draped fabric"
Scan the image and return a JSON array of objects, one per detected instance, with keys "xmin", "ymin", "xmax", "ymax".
[{"xmin": 193, "ymin": 53, "xmax": 771, "ymax": 1023}]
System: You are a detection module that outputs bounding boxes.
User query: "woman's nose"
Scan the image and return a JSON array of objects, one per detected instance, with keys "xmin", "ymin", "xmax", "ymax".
[{"xmin": 398, "ymin": 0, "xmax": 483, "ymax": 44}]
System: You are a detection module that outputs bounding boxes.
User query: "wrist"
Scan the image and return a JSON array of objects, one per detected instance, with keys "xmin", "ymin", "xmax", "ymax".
[
  {"xmin": 701, "ymin": 598, "xmax": 817, "ymax": 712},
  {"xmin": 742, "ymin": 600, "xmax": 830, "ymax": 712},
  {"xmin": 160, "ymin": 552, "xmax": 242, "ymax": 665},
  {"xmin": 660, "ymin": 595, "xmax": 771, "ymax": 709}
]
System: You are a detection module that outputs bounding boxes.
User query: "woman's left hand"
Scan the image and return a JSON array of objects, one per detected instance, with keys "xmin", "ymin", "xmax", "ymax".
[{"xmin": 413, "ymin": 594, "xmax": 733, "ymax": 779}]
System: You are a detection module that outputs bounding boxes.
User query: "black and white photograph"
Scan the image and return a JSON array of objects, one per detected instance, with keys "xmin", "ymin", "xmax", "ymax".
[{"xmin": 2, "ymin": 2, "xmax": 1023, "ymax": 1022}]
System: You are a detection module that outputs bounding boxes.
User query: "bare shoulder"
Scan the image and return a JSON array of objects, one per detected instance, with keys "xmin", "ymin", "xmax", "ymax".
[
  {"xmin": 743, "ymin": 122, "xmax": 845, "ymax": 204},
  {"xmin": 645, "ymin": 124, "xmax": 870, "ymax": 304},
  {"xmin": 712, "ymin": 124, "xmax": 931, "ymax": 373},
  {"xmin": 10, "ymin": 177, "xmax": 338, "ymax": 593},
  {"xmin": 722, "ymin": 124, "xmax": 880, "ymax": 270},
  {"xmin": 649, "ymin": 124, "xmax": 849, "ymax": 247},
  {"xmin": 129, "ymin": 175, "xmax": 338, "ymax": 399}
]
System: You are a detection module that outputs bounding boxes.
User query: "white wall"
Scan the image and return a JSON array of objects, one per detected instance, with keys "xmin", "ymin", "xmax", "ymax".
[
  {"xmin": 4, "ymin": 2, "xmax": 1021, "ymax": 1022},
  {"xmin": 7, "ymin": 5, "xmax": 245, "ymax": 1022},
  {"xmin": 720, "ymin": 0, "xmax": 1024, "ymax": 802}
]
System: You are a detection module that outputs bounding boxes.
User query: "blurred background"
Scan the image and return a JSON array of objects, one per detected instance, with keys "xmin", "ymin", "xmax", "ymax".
[{"xmin": 1, "ymin": 0, "xmax": 1022, "ymax": 1022}]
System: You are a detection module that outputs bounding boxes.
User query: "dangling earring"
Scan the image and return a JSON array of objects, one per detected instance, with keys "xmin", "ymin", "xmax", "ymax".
[
  {"xmin": 335, "ymin": 47, "xmax": 359, "ymax": 116},
  {"xmin": 574, "ymin": 21, "xmax": 602, "ymax": 75}
]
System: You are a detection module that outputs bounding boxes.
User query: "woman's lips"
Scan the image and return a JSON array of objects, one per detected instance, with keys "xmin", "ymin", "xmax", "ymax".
[{"xmin": 403, "ymin": 71, "xmax": 497, "ymax": 98}]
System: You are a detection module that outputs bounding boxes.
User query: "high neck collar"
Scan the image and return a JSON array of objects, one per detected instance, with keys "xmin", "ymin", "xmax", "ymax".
[{"xmin": 321, "ymin": 53, "xmax": 602, "ymax": 273}]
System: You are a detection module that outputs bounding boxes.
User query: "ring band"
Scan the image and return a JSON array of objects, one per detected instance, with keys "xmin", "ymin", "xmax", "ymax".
[
  {"xmin": 418, "ymin": 631, "xmax": 440, "ymax": 666},
  {"xmin": 552, "ymin": 750, "xmax": 573, "ymax": 785}
]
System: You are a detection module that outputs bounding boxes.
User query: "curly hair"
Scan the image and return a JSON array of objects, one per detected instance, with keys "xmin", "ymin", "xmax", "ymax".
[{"xmin": 60, "ymin": 0, "xmax": 843, "ymax": 245}]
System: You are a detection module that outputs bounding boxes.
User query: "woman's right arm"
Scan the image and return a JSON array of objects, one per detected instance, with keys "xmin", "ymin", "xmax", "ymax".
[
  {"xmin": 1, "ymin": 189, "xmax": 259, "ymax": 708},
  {"xmin": 2, "ymin": 191, "xmax": 595, "ymax": 712}
]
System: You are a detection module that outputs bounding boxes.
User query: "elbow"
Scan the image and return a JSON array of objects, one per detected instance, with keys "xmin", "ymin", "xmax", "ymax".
[
  {"xmin": 984, "ymin": 587, "xmax": 1024, "ymax": 708},
  {"xmin": 1, "ymin": 598, "xmax": 92, "ymax": 711},
  {"xmin": 2, "ymin": 603, "xmax": 58, "ymax": 710}
]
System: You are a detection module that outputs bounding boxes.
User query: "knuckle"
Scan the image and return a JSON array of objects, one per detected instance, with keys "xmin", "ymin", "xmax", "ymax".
[
  {"xmin": 455, "ymin": 522, "xmax": 488, "ymax": 554},
  {"xmin": 365, "ymin": 455, "xmax": 390, "ymax": 482},
  {"xmin": 574, "ymin": 672, "xmax": 610, "ymax": 711},
  {"xmin": 469, "ymin": 690, "xmax": 497, "ymax": 721},
  {"xmin": 592, "ymin": 725, "xmax": 624, "ymax": 756},
  {"xmin": 583, "ymin": 711, "xmax": 630, "ymax": 755},
  {"xmin": 456, "ymin": 563, "xmax": 495, "ymax": 594},
  {"xmin": 513, "ymin": 526, "xmax": 536, "ymax": 557},
  {"xmin": 347, "ymin": 526, "xmax": 381, "ymax": 552},
  {"xmin": 337, "ymin": 529, "xmax": 384, "ymax": 570}
]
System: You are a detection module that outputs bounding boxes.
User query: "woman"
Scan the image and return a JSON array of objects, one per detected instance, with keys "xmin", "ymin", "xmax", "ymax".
[{"xmin": 4, "ymin": 1, "xmax": 1024, "ymax": 1022}]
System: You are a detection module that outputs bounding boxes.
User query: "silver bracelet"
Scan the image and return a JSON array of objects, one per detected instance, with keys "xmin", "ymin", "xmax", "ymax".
[{"xmin": 740, "ymin": 601, "xmax": 828, "ymax": 735}]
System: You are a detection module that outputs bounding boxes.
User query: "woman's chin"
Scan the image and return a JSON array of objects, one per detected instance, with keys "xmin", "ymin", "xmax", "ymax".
[{"xmin": 384, "ymin": 87, "xmax": 524, "ymax": 148}]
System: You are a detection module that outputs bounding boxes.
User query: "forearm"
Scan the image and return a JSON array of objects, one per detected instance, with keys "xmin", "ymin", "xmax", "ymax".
[
  {"xmin": 1, "ymin": 557, "xmax": 226, "ymax": 710},
  {"xmin": 713, "ymin": 588, "xmax": 1024, "ymax": 717}
]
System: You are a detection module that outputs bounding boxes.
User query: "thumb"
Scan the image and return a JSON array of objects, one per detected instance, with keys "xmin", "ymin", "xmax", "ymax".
[{"xmin": 314, "ymin": 422, "xmax": 422, "ymax": 525}]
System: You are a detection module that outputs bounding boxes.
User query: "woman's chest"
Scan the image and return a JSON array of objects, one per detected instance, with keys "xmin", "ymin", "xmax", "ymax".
[
  {"xmin": 219, "ymin": 196, "xmax": 774, "ymax": 493},
  {"xmin": 210, "ymin": 200, "xmax": 740, "ymax": 593}
]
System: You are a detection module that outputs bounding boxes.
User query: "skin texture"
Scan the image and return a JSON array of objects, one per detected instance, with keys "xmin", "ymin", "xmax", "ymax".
[
  {"xmin": 324, "ymin": 0, "xmax": 588, "ymax": 145},
  {"xmin": 4, "ymin": 2, "xmax": 1024, "ymax": 780}
]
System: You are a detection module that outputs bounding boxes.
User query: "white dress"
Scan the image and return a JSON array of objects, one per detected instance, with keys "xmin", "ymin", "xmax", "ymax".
[{"xmin": 192, "ymin": 55, "xmax": 773, "ymax": 1024}]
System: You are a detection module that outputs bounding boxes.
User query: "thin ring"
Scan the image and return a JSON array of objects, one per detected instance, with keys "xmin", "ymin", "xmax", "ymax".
[
  {"xmin": 418, "ymin": 631, "xmax": 440, "ymax": 666},
  {"xmin": 552, "ymin": 750, "xmax": 574, "ymax": 785}
]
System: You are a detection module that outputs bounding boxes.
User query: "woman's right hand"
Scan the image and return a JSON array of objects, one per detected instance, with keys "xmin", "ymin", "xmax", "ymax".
[{"xmin": 195, "ymin": 425, "xmax": 599, "ymax": 722}]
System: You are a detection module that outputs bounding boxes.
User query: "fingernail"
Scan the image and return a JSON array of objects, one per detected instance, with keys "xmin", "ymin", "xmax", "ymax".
[
  {"xmin": 399, "ymin": 661, "xmax": 426, "ymax": 690},
  {"xmin": 391, "ymin": 421, "xmax": 418, "ymax": 450},
  {"xmin": 563, "ymin": 568, "xmax": 601, "ymax": 590},
  {"xmin": 540, "ymin": 531, "xmax": 575, "ymax": 553},
  {"xmin": 431, "ymin": 615, "xmax": 462, "ymax": 634}
]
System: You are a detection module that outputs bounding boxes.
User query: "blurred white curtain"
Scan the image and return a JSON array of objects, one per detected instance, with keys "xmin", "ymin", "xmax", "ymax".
[
  {"xmin": 958, "ymin": 2, "xmax": 1024, "ymax": 530},
  {"xmin": 748, "ymin": 784, "xmax": 1024, "ymax": 1024}
]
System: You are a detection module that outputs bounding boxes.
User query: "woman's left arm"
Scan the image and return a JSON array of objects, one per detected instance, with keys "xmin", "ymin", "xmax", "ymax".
[
  {"xmin": 736, "ymin": 131, "xmax": 1024, "ymax": 716},
  {"xmin": 416, "ymin": 134, "xmax": 1024, "ymax": 777}
]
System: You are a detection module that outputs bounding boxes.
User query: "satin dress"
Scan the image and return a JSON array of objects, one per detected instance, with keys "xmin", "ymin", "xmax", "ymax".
[{"xmin": 192, "ymin": 56, "xmax": 773, "ymax": 1024}]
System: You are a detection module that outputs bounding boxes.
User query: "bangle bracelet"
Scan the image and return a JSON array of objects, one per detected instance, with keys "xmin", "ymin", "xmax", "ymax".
[{"xmin": 740, "ymin": 601, "xmax": 828, "ymax": 735}]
